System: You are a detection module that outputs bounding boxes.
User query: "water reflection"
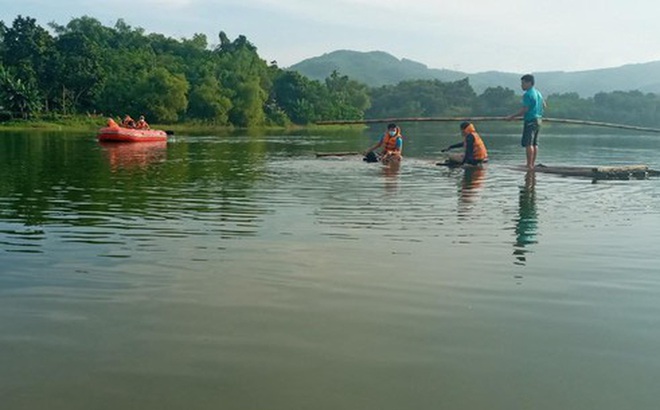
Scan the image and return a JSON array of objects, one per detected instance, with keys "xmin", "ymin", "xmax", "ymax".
[
  {"xmin": 513, "ymin": 171, "xmax": 538, "ymax": 265},
  {"xmin": 4, "ymin": 130, "xmax": 660, "ymax": 410},
  {"xmin": 382, "ymin": 162, "xmax": 401, "ymax": 194},
  {"xmin": 0, "ymin": 134, "xmax": 270, "ymax": 254},
  {"xmin": 99, "ymin": 141, "xmax": 167, "ymax": 171},
  {"xmin": 458, "ymin": 166, "xmax": 487, "ymax": 215}
]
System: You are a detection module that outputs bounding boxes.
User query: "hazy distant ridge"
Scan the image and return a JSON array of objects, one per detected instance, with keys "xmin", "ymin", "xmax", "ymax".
[{"xmin": 289, "ymin": 50, "xmax": 660, "ymax": 96}]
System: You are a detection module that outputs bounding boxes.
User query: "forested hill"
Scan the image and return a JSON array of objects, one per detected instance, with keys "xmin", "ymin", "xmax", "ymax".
[
  {"xmin": 290, "ymin": 50, "xmax": 660, "ymax": 96},
  {"xmin": 288, "ymin": 50, "xmax": 467, "ymax": 88}
]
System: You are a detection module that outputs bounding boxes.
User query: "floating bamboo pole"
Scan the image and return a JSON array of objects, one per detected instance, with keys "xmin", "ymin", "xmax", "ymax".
[
  {"xmin": 315, "ymin": 151, "xmax": 361, "ymax": 157},
  {"xmin": 316, "ymin": 116, "xmax": 660, "ymax": 134}
]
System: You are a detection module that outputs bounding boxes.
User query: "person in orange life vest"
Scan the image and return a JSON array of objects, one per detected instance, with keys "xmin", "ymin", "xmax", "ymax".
[
  {"xmin": 442, "ymin": 121, "xmax": 488, "ymax": 166},
  {"xmin": 135, "ymin": 115, "xmax": 150, "ymax": 130},
  {"xmin": 363, "ymin": 123, "xmax": 403, "ymax": 164},
  {"xmin": 122, "ymin": 114, "xmax": 136, "ymax": 128}
]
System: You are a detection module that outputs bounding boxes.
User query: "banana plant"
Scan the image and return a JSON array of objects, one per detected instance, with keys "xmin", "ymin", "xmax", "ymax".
[{"xmin": 0, "ymin": 66, "xmax": 43, "ymax": 119}]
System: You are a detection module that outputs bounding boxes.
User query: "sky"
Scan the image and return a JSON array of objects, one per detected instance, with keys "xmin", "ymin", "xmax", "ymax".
[{"xmin": 3, "ymin": 0, "xmax": 660, "ymax": 73}]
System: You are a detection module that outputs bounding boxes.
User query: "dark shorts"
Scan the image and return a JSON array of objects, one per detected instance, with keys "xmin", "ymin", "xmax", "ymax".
[{"xmin": 521, "ymin": 119, "xmax": 541, "ymax": 147}]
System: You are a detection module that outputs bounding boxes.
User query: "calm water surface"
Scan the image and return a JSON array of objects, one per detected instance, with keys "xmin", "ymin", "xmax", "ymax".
[{"xmin": 1, "ymin": 125, "xmax": 660, "ymax": 409}]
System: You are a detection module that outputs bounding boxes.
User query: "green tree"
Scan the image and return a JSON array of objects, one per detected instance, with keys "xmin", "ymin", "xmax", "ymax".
[
  {"xmin": 1, "ymin": 16, "xmax": 54, "ymax": 92},
  {"xmin": 325, "ymin": 70, "xmax": 370, "ymax": 120},
  {"xmin": 187, "ymin": 74, "xmax": 232, "ymax": 123},
  {"xmin": 475, "ymin": 86, "xmax": 519, "ymax": 115},
  {"xmin": 543, "ymin": 93, "xmax": 588, "ymax": 120},
  {"xmin": 0, "ymin": 66, "xmax": 43, "ymax": 118},
  {"xmin": 592, "ymin": 90, "xmax": 660, "ymax": 126},
  {"xmin": 52, "ymin": 32, "xmax": 104, "ymax": 113},
  {"xmin": 215, "ymin": 33, "xmax": 270, "ymax": 127},
  {"xmin": 49, "ymin": 16, "xmax": 114, "ymax": 48},
  {"xmin": 91, "ymin": 19, "xmax": 156, "ymax": 117},
  {"xmin": 271, "ymin": 70, "xmax": 332, "ymax": 124},
  {"xmin": 229, "ymin": 79, "xmax": 266, "ymax": 127},
  {"xmin": 0, "ymin": 21, "xmax": 6, "ymax": 58},
  {"xmin": 368, "ymin": 78, "xmax": 476, "ymax": 118},
  {"xmin": 135, "ymin": 67, "xmax": 189, "ymax": 122},
  {"xmin": 440, "ymin": 78, "xmax": 477, "ymax": 115}
]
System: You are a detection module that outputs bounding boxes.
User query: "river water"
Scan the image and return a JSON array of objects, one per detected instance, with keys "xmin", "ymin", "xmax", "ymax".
[{"xmin": 1, "ymin": 125, "xmax": 660, "ymax": 409}]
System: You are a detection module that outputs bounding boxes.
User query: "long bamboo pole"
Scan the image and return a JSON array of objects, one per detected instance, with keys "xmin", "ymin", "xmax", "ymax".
[{"xmin": 315, "ymin": 116, "xmax": 660, "ymax": 134}]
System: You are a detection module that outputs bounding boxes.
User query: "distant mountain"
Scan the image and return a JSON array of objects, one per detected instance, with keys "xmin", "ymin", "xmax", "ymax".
[
  {"xmin": 288, "ymin": 50, "xmax": 466, "ymax": 87},
  {"xmin": 288, "ymin": 50, "xmax": 660, "ymax": 97}
]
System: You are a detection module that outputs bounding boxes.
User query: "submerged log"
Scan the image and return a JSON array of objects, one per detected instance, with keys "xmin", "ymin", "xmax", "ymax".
[{"xmin": 513, "ymin": 164, "xmax": 653, "ymax": 180}]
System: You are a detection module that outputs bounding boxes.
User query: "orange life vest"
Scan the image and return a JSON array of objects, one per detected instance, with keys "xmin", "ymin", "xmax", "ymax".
[
  {"xmin": 382, "ymin": 128, "xmax": 402, "ymax": 153},
  {"xmin": 462, "ymin": 124, "xmax": 488, "ymax": 161}
]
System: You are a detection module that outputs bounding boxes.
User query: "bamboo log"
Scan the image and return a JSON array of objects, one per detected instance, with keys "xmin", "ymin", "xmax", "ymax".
[
  {"xmin": 315, "ymin": 151, "xmax": 361, "ymax": 157},
  {"xmin": 512, "ymin": 164, "xmax": 653, "ymax": 180},
  {"xmin": 316, "ymin": 116, "xmax": 660, "ymax": 134},
  {"xmin": 545, "ymin": 118, "xmax": 660, "ymax": 133}
]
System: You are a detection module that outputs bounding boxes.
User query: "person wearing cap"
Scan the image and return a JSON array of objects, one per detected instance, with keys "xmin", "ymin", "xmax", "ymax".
[
  {"xmin": 442, "ymin": 121, "xmax": 489, "ymax": 166},
  {"xmin": 363, "ymin": 123, "xmax": 403, "ymax": 164},
  {"xmin": 135, "ymin": 115, "xmax": 150, "ymax": 130}
]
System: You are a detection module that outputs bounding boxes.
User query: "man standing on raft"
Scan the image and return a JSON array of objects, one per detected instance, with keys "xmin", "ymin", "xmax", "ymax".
[
  {"xmin": 442, "ymin": 121, "xmax": 488, "ymax": 166},
  {"xmin": 507, "ymin": 74, "xmax": 546, "ymax": 170}
]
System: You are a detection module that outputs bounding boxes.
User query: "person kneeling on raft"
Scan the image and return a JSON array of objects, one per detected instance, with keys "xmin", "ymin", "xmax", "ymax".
[{"xmin": 442, "ymin": 122, "xmax": 488, "ymax": 166}]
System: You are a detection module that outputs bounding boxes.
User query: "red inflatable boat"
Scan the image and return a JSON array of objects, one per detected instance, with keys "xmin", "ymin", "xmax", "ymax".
[{"xmin": 97, "ymin": 118, "xmax": 167, "ymax": 142}]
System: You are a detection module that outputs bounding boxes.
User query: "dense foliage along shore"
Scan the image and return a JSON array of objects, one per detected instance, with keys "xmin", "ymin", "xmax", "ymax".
[{"xmin": 2, "ymin": 15, "xmax": 660, "ymax": 128}]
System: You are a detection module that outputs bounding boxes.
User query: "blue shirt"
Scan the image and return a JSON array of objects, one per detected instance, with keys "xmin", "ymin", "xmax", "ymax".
[{"xmin": 522, "ymin": 87, "xmax": 544, "ymax": 122}]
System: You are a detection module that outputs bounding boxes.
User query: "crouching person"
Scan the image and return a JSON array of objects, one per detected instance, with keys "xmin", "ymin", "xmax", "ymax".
[{"xmin": 442, "ymin": 122, "xmax": 488, "ymax": 167}]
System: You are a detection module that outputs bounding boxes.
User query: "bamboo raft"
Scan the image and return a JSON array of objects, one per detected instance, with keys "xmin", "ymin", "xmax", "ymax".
[
  {"xmin": 315, "ymin": 117, "xmax": 660, "ymax": 180},
  {"xmin": 512, "ymin": 164, "xmax": 660, "ymax": 180}
]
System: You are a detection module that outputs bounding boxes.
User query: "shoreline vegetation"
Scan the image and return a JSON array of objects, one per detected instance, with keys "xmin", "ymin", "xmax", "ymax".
[
  {"xmin": 0, "ymin": 115, "xmax": 368, "ymax": 134},
  {"xmin": 0, "ymin": 116, "xmax": 648, "ymax": 137}
]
